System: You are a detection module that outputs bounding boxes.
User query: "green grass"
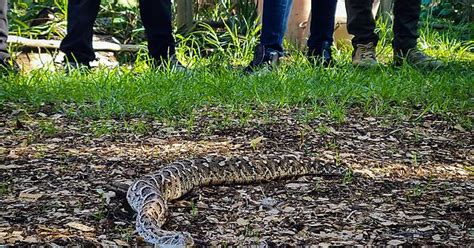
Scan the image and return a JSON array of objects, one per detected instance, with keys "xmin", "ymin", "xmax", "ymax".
[{"xmin": 0, "ymin": 23, "xmax": 473, "ymax": 128}]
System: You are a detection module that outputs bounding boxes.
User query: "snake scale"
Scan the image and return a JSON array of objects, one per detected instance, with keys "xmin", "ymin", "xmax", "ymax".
[{"xmin": 126, "ymin": 154, "xmax": 344, "ymax": 246}]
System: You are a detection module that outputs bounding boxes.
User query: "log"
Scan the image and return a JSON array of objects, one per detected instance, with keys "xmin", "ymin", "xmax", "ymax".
[{"xmin": 7, "ymin": 35, "xmax": 144, "ymax": 52}]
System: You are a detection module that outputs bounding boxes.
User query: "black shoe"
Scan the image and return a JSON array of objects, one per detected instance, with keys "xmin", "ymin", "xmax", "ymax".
[
  {"xmin": 307, "ymin": 41, "xmax": 333, "ymax": 67},
  {"xmin": 245, "ymin": 44, "xmax": 283, "ymax": 73},
  {"xmin": 0, "ymin": 57, "xmax": 20, "ymax": 74},
  {"xmin": 393, "ymin": 48, "xmax": 444, "ymax": 69}
]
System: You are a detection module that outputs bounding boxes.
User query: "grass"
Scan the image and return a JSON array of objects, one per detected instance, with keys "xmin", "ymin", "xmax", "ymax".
[{"xmin": 0, "ymin": 22, "xmax": 473, "ymax": 128}]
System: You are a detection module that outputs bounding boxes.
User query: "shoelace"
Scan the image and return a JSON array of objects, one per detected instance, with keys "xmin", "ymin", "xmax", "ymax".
[{"xmin": 357, "ymin": 43, "xmax": 376, "ymax": 59}]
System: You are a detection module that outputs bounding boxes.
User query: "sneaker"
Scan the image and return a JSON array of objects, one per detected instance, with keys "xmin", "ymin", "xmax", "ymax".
[
  {"xmin": 0, "ymin": 57, "xmax": 20, "ymax": 74},
  {"xmin": 308, "ymin": 41, "xmax": 333, "ymax": 67},
  {"xmin": 393, "ymin": 48, "xmax": 444, "ymax": 69},
  {"xmin": 352, "ymin": 42, "xmax": 378, "ymax": 67},
  {"xmin": 245, "ymin": 44, "xmax": 283, "ymax": 73},
  {"xmin": 152, "ymin": 55, "xmax": 187, "ymax": 72}
]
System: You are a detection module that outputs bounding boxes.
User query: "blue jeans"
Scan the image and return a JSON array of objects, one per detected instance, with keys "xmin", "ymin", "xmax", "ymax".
[
  {"xmin": 260, "ymin": 0, "xmax": 337, "ymax": 52},
  {"xmin": 260, "ymin": 0, "xmax": 293, "ymax": 52}
]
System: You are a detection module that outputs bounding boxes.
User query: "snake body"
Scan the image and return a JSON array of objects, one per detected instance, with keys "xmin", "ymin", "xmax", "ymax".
[{"xmin": 126, "ymin": 154, "xmax": 343, "ymax": 246}]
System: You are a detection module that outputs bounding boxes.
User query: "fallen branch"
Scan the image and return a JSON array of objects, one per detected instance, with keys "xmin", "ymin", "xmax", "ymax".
[{"xmin": 7, "ymin": 35, "xmax": 145, "ymax": 52}]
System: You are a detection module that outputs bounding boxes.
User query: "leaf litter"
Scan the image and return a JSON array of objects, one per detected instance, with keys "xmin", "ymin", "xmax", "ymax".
[{"xmin": 0, "ymin": 106, "xmax": 472, "ymax": 246}]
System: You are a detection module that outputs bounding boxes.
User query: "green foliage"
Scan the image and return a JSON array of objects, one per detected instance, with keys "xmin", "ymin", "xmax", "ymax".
[
  {"xmin": 421, "ymin": 0, "xmax": 473, "ymax": 24},
  {"xmin": 38, "ymin": 119, "xmax": 59, "ymax": 137},
  {"xmin": 9, "ymin": 0, "xmax": 67, "ymax": 38},
  {"xmin": 8, "ymin": 0, "xmax": 143, "ymax": 43},
  {"xmin": 2, "ymin": 1, "xmax": 472, "ymax": 129}
]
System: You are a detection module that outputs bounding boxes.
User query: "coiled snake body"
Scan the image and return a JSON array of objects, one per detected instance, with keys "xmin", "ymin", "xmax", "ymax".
[{"xmin": 127, "ymin": 154, "xmax": 343, "ymax": 246}]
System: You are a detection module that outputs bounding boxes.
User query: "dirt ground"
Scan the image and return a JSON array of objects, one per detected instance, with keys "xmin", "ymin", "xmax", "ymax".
[{"xmin": 1, "ymin": 106, "xmax": 472, "ymax": 246}]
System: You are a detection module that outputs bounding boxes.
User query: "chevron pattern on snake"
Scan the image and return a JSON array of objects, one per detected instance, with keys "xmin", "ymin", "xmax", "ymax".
[{"xmin": 127, "ymin": 154, "xmax": 343, "ymax": 246}]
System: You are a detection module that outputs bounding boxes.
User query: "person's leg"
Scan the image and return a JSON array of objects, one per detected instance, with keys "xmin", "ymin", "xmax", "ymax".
[
  {"xmin": 59, "ymin": 0, "xmax": 100, "ymax": 65},
  {"xmin": 0, "ymin": 0, "xmax": 19, "ymax": 72},
  {"xmin": 392, "ymin": 0, "xmax": 443, "ymax": 68},
  {"xmin": 345, "ymin": 0, "xmax": 378, "ymax": 48},
  {"xmin": 307, "ymin": 0, "xmax": 337, "ymax": 50},
  {"xmin": 260, "ymin": 0, "xmax": 293, "ymax": 52},
  {"xmin": 138, "ymin": 0, "xmax": 175, "ymax": 62},
  {"xmin": 246, "ymin": 0, "xmax": 292, "ymax": 72},
  {"xmin": 345, "ymin": 0, "xmax": 378, "ymax": 66},
  {"xmin": 392, "ymin": 0, "xmax": 420, "ymax": 52},
  {"xmin": 0, "ymin": 0, "xmax": 9, "ymax": 60},
  {"xmin": 307, "ymin": 0, "xmax": 337, "ymax": 65}
]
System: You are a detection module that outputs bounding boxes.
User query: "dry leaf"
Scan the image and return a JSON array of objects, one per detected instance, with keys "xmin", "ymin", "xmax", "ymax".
[
  {"xmin": 19, "ymin": 192, "xmax": 43, "ymax": 201},
  {"xmin": 387, "ymin": 240, "xmax": 405, "ymax": 246},
  {"xmin": 282, "ymin": 207, "xmax": 296, "ymax": 213},
  {"xmin": 453, "ymin": 124, "xmax": 465, "ymax": 132},
  {"xmin": 65, "ymin": 222, "xmax": 95, "ymax": 232},
  {"xmin": 250, "ymin": 136, "xmax": 264, "ymax": 149},
  {"xmin": 114, "ymin": 239, "xmax": 130, "ymax": 246},
  {"xmin": 236, "ymin": 218, "xmax": 249, "ymax": 226}
]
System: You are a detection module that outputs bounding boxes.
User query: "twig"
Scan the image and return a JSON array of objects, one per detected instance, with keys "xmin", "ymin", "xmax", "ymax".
[{"xmin": 344, "ymin": 210, "xmax": 357, "ymax": 221}]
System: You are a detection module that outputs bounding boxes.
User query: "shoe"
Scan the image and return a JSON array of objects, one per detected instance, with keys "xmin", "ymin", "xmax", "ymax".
[
  {"xmin": 308, "ymin": 41, "xmax": 333, "ymax": 67},
  {"xmin": 245, "ymin": 44, "xmax": 283, "ymax": 73},
  {"xmin": 0, "ymin": 57, "xmax": 20, "ymax": 74},
  {"xmin": 352, "ymin": 42, "xmax": 378, "ymax": 67},
  {"xmin": 152, "ymin": 55, "xmax": 187, "ymax": 72},
  {"xmin": 393, "ymin": 48, "xmax": 444, "ymax": 69}
]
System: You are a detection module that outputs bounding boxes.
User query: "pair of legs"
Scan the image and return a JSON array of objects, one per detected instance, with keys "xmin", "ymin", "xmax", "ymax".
[
  {"xmin": 346, "ymin": 0, "xmax": 442, "ymax": 67},
  {"xmin": 261, "ymin": 0, "xmax": 336, "ymax": 54},
  {"xmin": 248, "ymin": 0, "xmax": 337, "ymax": 70},
  {"xmin": 60, "ymin": 0, "xmax": 175, "ymax": 66},
  {"xmin": 346, "ymin": 0, "xmax": 420, "ymax": 53}
]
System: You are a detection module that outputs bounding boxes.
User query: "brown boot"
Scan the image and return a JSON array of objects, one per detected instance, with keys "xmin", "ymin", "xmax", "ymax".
[
  {"xmin": 394, "ymin": 48, "xmax": 445, "ymax": 69},
  {"xmin": 352, "ymin": 42, "xmax": 378, "ymax": 67}
]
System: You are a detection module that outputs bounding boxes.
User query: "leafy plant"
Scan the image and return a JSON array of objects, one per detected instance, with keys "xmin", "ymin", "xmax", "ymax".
[{"xmin": 421, "ymin": 0, "xmax": 473, "ymax": 24}]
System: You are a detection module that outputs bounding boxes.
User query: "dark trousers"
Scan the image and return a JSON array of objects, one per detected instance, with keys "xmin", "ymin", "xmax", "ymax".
[
  {"xmin": 346, "ymin": 0, "xmax": 421, "ymax": 51},
  {"xmin": 60, "ymin": 0, "xmax": 175, "ymax": 64},
  {"xmin": 260, "ymin": 0, "xmax": 337, "ymax": 52},
  {"xmin": 0, "ymin": 0, "xmax": 9, "ymax": 60},
  {"xmin": 307, "ymin": 0, "xmax": 337, "ymax": 51}
]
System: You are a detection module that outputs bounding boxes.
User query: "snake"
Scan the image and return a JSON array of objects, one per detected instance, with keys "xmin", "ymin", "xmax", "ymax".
[{"xmin": 126, "ymin": 154, "xmax": 344, "ymax": 246}]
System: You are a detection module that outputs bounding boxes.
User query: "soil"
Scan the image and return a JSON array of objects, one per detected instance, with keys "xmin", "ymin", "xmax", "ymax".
[{"xmin": 1, "ymin": 106, "xmax": 472, "ymax": 246}]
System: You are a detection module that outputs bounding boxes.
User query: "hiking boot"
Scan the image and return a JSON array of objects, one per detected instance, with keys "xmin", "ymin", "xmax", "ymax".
[
  {"xmin": 152, "ymin": 55, "xmax": 187, "ymax": 72},
  {"xmin": 245, "ymin": 44, "xmax": 283, "ymax": 73},
  {"xmin": 307, "ymin": 41, "xmax": 333, "ymax": 67},
  {"xmin": 0, "ymin": 57, "xmax": 20, "ymax": 74},
  {"xmin": 352, "ymin": 42, "xmax": 378, "ymax": 67},
  {"xmin": 393, "ymin": 48, "xmax": 444, "ymax": 69}
]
